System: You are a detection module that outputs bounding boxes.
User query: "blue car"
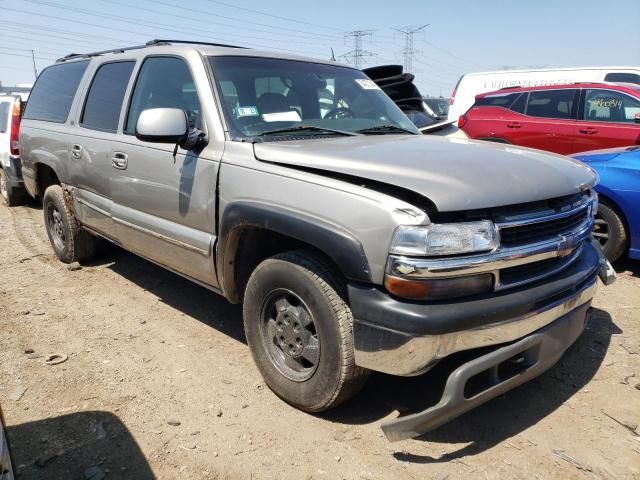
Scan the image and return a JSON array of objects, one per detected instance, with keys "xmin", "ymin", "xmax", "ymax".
[{"xmin": 573, "ymin": 146, "xmax": 640, "ymax": 262}]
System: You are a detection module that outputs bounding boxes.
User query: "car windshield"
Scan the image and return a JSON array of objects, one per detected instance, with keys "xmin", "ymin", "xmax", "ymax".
[
  {"xmin": 424, "ymin": 98, "xmax": 449, "ymax": 116},
  {"xmin": 208, "ymin": 56, "xmax": 420, "ymax": 140}
]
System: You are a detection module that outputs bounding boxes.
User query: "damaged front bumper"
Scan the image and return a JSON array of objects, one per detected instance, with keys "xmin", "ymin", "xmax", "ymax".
[{"xmin": 381, "ymin": 300, "xmax": 591, "ymax": 441}]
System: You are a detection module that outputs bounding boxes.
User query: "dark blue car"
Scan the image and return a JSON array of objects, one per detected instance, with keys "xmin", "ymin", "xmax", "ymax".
[{"xmin": 573, "ymin": 146, "xmax": 640, "ymax": 262}]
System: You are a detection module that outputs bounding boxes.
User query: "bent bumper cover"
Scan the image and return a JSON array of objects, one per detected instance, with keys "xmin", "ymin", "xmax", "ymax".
[
  {"xmin": 350, "ymin": 242, "xmax": 600, "ymax": 376},
  {"xmin": 381, "ymin": 301, "xmax": 591, "ymax": 441}
]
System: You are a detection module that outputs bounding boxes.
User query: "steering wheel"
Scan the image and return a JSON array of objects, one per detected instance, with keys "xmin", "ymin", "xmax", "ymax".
[{"xmin": 324, "ymin": 107, "xmax": 356, "ymax": 119}]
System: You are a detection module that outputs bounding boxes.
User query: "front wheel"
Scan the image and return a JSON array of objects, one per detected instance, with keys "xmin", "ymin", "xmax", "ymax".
[
  {"xmin": 243, "ymin": 251, "xmax": 369, "ymax": 412},
  {"xmin": 593, "ymin": 201, "xmax": 627, "ymax": 263},
  {"xmin": 43, "ymin": 185, "xmax": 96, "ymax": 263}
]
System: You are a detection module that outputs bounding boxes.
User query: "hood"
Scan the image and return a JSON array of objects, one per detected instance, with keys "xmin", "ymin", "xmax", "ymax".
[
  {"xmin": 572, "ymin": 145, "xmax": 639, "ymax": 163},
  {"xmin": 254, "ymin": 135, "xmax": 597, "ymax": 212}
]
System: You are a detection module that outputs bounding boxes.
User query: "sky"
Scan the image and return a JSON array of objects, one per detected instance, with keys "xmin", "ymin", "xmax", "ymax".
[{"xmin": 1, "ymin": 0, "xmax": 639, "ymax": 96}]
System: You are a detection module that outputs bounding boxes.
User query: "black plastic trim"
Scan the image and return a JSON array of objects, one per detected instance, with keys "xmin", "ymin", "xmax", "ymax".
[{"xmin": 218, "ymin": 201, "xmax": 371, "ymax": 299}]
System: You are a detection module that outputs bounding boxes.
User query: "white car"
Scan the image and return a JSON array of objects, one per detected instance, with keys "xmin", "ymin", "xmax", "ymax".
[{"xmin": 0, "ymin": 95, "xmax": 26, "ymax": 206}]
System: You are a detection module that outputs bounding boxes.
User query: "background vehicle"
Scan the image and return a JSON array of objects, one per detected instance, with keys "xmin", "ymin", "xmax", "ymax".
[
  {"xmin": 449, "ymin": 66, "xmax": 640, "ymax": 122},
  {"xmin": 0, "ymin": 94, "xmax": 25, "ymax": 206},
  {"xmin": 0, "ymin": 405, "xmax": 15, "ymax": 480},
  {"xmin": 19, "ymin": 40, "xmax": 610, "ymax": 441},
  {"xmin": 573, "ymin": 146, "xmax": 640, "ymax": 262},
  {"xmin": 424, "ymin": 97, "xmax": 449, "ymax": 117},
  {"xmin": 459, "ymin": 83, "xmax": 640, "ymax": 154}
]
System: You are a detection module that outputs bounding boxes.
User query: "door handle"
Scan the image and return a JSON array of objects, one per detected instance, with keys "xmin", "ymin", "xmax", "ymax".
[
  {"xmin": 579, "ymin": 128, "xmax": 598, "ymax": 135},
  {"xmin": 506, "ymin": 122, "xmax": 521, "ymax": 129},
  {"xmin": 71, "ymin": 144, "xmax": 82, "ymax": 159},
  {"xmin": 111, "ymin": 152, "xmax": 128, "ymax": 170}
]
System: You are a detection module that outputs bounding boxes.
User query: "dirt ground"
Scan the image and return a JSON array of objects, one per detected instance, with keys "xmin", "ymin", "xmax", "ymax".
[{"xmin": 1, "ymin": 200, "xmax": 639, "ymax": 480}]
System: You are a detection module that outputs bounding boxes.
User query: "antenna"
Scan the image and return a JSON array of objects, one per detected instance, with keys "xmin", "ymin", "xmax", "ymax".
[
  {"xmin": 341, "ymin": 30, "xmax": 375, "ymax": 69},
  {"xmin": 393, "ymin": 24, "xmax": 429, "ymax": 73},
  {"xmin": 31, "ymin": 49, "xmax": 38, "ymax": 79}
]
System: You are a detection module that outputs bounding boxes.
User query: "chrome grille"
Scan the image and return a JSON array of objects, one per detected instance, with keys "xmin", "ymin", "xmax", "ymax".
[{"xmin": 499, "ymin": 208, "xmax": 590, "ymax": 248}]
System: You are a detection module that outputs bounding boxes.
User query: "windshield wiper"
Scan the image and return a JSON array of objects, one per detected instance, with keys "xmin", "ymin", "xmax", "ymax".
[
  {"xmin": 257, "ymin": 125, "xmax": 359, "ymax": 137},
  {"xmin": 356, "ymin": 125, "xmax": 417, "ymax": 135}
]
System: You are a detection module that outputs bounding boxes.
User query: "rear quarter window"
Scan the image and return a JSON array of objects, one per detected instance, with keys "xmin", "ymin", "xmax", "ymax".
[{"xmin": 23, "ymin": 60, "xmax": 89, "ymax": 123}]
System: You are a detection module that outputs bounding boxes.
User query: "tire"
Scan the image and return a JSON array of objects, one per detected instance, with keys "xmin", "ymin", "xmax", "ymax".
[
  {"xmin": 42, "ymin": 185, "xmax": 96, "ymax": 263},
  {"xmin": 594, "ymin": 200, "xmax": 627, "ymax": 263},
  {"xmin": 243, "ymin": 250, "xmax": 369, "ymax": 412},
  {"xmin": 0, "ymin": 168, "xmax": 23, "ymax": 207}
]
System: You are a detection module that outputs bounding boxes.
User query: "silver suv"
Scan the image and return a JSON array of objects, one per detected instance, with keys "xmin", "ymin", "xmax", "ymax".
[{"xmin": 19, "ymin": 40, "xmax": 614, "ymax": 441}]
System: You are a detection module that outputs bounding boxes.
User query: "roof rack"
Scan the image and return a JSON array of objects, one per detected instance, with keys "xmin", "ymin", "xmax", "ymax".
[{"xmin": 56, "ymin": 39, "xmax": 245, "ymax": 63}]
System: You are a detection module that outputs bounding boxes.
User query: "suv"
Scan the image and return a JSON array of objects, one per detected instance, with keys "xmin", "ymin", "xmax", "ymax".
[
  {"xmin": 459, "ymin": 83, "xmax": 640, "ymax": 154},
  {"xmin": 19, "ymin": 40, "xmax": 613, "ymax": 441},
  {"xmin": 0, "ymin": 94, "xmax": 25, "ymax": 206}
]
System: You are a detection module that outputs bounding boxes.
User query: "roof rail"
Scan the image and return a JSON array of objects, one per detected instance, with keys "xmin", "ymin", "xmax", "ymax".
[
  {"xmin": 56, "ymin": 39, "xmax": 246, "ymax": 62},
  {"xmin": 146, "ymin": 39, "xmax": 246, "ymax": 49}
]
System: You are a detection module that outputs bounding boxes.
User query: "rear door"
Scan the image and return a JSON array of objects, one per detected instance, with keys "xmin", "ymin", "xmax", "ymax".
[
  {"xmin": 514, "ymin": 88, "xmax": 579, "ymax": 154},
  {"xmin": 69, "ymin": 60, "xmax": 136, "ymax": 236},
  {"xmin": 573, "ymin": 88, "xmax": 640, "ymax": 152}
]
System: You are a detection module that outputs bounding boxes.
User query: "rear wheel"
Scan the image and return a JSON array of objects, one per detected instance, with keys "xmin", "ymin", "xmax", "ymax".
[
  {"xmin": 243, "ymin": 251, "xmax": 369, "ymax": 412},
  {"xmin": 0, "ymin": 169, "xmax": 23, "ymax": 207},
  {"xmin": 43, "ymin": 185, "xmax": 96, "ymax": 263},
  {"xmin": 593, "ymin": 200, "xmax": 627, "ymax": 262}
]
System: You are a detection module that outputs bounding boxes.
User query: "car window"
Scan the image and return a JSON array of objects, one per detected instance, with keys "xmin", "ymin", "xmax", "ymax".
[
  {"xmin": 81, "ymin": 61, "xmax": 135, "ymax": 132},
  {"xmin": 525, "ymin": 89, "xmax": 575, "ymax": 119},
  {"xmin": 125, "ymin": 56, "xmax": 202, "ymax": 134},
  {"xmin": 604, "ymin": 73, "xmax": 640, "ymax": 85},
  {"xmin": 474, "ymin": 93, "xmax": 520, "ymax": 108},
  {"xmin": 510, "ymin": 93, "xmax": 527, "ymax": 114},
  {"xmin": 23, "ymin": 60, "xmax": 89, "ymax": 123},
  {"xmin": 209, "ymin": 55, "xmax": 419, "ymax": 139},
  {"xmin": 583, "ymin": 89, "xmax": 640, "ymax": 123},
  {"xmin": 0, "ymin": 101, "xmax": 9, "ymax": 133}
]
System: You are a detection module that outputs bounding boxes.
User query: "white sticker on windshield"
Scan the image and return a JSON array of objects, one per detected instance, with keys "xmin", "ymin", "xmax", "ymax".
[
  {"xmin": 355, "ymin": 79, "xmax": 381, "ymax": 90},
  {"xmin": 236, "ymin": 106, "xmax": 259, "ymax": 117},
  {"xmin": 262, "ymin": 111, "xmax": 302, "ymax": 122}
]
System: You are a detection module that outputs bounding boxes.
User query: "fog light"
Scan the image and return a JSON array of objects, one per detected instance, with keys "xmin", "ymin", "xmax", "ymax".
[{"xmin": 384, "ymin": 274, "xmax": 493, "ymax": 300}]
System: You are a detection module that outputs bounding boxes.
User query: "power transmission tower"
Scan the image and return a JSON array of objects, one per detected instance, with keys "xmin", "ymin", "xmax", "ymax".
[
  {"xmin": 341, "ymin": 30, "xmax": 374, "ymax": 68},
  {"xmin": 394, "ymin": 24, "xmax": 429, "ymax": 73}
]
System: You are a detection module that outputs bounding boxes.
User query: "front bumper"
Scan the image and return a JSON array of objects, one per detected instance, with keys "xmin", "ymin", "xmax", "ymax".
[
  {"xmin": 350, "ymin": 241, "xmax": 600, "ymax": 376},
  {"xmin": 381, "ymin": 300, "xmax": 591, "ymax": 441}
]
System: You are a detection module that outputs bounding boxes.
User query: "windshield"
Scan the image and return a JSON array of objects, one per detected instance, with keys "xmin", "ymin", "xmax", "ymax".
[
  {"xmin": 208, "ymin": 56, "xmax": 420, "ymax": 140},
  {"xmin": 424, "ymin": 98, "xmax": 449, "ymax": 116}
]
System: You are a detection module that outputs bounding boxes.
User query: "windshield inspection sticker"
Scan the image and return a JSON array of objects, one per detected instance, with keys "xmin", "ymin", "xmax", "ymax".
[
  {"xmin": 262, "ymin": 111, "xmax": 302, "ymax": 122},
  {"xmin": 236, "ymin": 106, "xmax": 259, "ymax": 117},
  {"xmin": 355, "ymin": 79, "xmax": 381, "ymax": 90}
]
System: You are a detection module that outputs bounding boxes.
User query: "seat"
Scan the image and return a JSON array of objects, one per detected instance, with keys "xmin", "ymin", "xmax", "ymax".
[{"xmin": 257, "ymin": 93, "xmax": 290, "ymax": 114}]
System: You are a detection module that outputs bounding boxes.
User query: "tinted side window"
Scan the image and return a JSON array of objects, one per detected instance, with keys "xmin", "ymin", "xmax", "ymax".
[
  {"xmin": 510, "ymin": 93, "xmax": 527, "ymax": 114},
  {"xmin": 81, "ymin": 61, "xmax": 135, "ymax": 132},
  {"xmin": 604, "ymin": 73, "xmax": 640, "ymax": 85},
  {"xmin": 584, "ymin": 89, "xmax": 640, "ymax": 123},
  {"xmin": 23, "ymin": 61, "xmax": 89, "ymax": 123},
  {"xmin": 0, "ymin": 102, "xmax": 10, "ymax": 133},
  {"xmin": 474, "ymin": 93, "xmax": 520, "ymax": 108},
  {"xmin": 525, "ymin": 89, "xmax": 575, "ymax": 119},
  {"xmin": 125, "ymin": 57, "xmax": 201, "ymax": 134}
]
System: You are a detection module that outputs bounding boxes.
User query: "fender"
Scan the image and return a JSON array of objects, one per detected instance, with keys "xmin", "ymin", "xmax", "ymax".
[{"xmin": 218, "ymin": 201, "xmax": 372, "ymax": 299}]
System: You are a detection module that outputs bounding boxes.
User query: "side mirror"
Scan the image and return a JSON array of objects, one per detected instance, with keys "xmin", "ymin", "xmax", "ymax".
[{"xmin": 135, "ymin": 108, "xmax": 188, "ymax": 144}]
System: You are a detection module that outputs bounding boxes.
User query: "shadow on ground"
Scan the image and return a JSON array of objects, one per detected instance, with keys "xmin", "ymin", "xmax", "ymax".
[
  {"xmin": 7, "ymin": 411, "xmax": 154, "ymax": 479},
  {"xmin": 613, "ymin": 257, "xmax": 640, "ymax": 278}
]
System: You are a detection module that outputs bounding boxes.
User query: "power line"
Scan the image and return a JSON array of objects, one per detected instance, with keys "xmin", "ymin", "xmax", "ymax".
[
  {"xmin": 341, "ymin": 30, "xmax": 375, "ymax": 69},
  {"xmin": 204, "ymin": 0, "xmax": 343, "ymax": 32},
  {"xmin": 393, "ymin": 25, "xmax": 429, "ymax": 74},
  {"xmin": 421, "ymin": 39, "xmax": 488, "ymax": 70}
]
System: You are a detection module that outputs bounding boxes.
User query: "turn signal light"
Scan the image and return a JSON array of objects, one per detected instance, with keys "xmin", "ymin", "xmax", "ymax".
[{"xmin": 384, "ymin": 274, "xmax": 493, "ymax": 301}]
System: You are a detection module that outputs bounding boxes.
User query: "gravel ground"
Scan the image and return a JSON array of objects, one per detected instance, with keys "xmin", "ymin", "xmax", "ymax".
[{"xmin": 1, "ymin": 200, "xmax": 639, "ymax": 480}]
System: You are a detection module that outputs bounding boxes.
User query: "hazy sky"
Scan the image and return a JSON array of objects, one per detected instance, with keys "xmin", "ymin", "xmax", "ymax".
[{"xmin": 1, "ymin": 0, "xmax": 639, "ymax": 96}]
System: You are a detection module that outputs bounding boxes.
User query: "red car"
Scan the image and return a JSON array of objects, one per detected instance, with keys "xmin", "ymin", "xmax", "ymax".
[{"xmin": 459, "ymin": 83, "xmax": 640, "ymax": 155}]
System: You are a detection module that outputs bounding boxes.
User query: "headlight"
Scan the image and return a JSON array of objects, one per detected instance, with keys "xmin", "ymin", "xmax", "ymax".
[{"xmin": 389, "ymin": 221, "xmax": 498, "ymax": 256}]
